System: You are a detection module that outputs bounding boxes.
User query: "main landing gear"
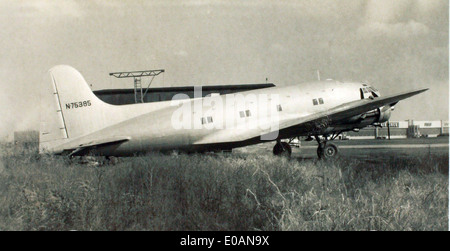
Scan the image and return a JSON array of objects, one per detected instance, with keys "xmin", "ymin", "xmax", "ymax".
[
  {"xmin": 315, "ymin": 135, "xmax": 339, "ymax": 160},
  {"xmin": 272, "ymin": 132, "xmax": 341, "ymax": 160}
]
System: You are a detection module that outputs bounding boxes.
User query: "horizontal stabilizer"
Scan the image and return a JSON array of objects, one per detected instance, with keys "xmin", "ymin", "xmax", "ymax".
[{"xmin": 61, "ymin": 136, "xmax": 131, "ymax": 156}]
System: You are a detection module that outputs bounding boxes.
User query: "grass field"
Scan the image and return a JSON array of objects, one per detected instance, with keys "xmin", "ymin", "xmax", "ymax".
[{"xmin": 0, "ymin": 142, "xmax": 448, "ymax": 231}]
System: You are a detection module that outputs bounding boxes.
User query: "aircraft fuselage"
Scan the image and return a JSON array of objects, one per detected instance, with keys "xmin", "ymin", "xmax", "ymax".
[
  {"xmin": 57, "ymin": 80, "xmax": 386, "ymax": 156},
  {"xmin": 41, "ymin": 65, "xmax": 424, "ymax": 158}
]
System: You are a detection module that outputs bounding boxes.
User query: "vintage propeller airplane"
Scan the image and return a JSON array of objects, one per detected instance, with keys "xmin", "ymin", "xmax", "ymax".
[{"xmin": 40, "ymin": 65, "xmax": 427, "ymax": 159}]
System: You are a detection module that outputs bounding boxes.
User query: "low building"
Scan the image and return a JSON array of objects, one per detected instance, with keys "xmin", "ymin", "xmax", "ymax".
[
  {"xmin": 411, "ymin": 120, "xmax": 448, "ymax": 137},
  {"xmin": 346, "ymin": 120, "xmax": 449, "ymax": 139}
]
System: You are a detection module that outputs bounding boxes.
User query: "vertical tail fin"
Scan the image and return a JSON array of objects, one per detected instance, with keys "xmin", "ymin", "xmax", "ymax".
[
  {"xmin": 47, "ymin": 65, "xmax": 111, "ymax": 139},
  {"xmin": 40, "ymin": 65, "xmax": 159, "ymax": 153}
]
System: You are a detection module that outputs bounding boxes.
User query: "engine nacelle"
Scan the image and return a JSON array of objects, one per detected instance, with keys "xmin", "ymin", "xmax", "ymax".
[
  {"xmin": 344, "ymin": 106, "xmax": 392, "ymax": 127},
  {"xmin": 377, "ymin": 106, "xmax": 392, "ymax": 123}
]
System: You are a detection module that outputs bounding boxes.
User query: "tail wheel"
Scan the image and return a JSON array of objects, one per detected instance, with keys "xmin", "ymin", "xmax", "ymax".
[
  {"xmin": 317, "ymin": 143, "xmax": 339, "ymax": 160},
  {"xmin": 273, "ymin": 141, "xmax": 292, "ymax": 157}
]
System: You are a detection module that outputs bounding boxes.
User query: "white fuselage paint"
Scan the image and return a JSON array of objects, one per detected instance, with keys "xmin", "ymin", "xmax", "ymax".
[{"xmin": 48, "ymin": 80, "xmax": 378, "ymax": 156}]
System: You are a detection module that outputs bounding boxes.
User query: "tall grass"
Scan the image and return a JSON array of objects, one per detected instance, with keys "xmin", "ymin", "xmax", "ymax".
[{"xmin": 0, "ymin": 143, "xmax": 448, "ymax": 230}]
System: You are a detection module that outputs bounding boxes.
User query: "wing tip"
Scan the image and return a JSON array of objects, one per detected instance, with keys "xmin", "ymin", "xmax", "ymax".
[
  {"xmin": 414, "ymin": 88, "xmax": 429, "ymax": 96},
  {"xmin": 406, "ymin": 88, "xmax": 429, "ymax": 96}
]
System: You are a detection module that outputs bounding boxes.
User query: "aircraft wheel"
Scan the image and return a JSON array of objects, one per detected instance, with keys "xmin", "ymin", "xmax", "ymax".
[
  {"xmin": 273, "ymin": 142, "xmax": 292, "ymax": 157},
  {"xmin": 317, "ymin": 143, "xmax": 339, "ymax": 160}
]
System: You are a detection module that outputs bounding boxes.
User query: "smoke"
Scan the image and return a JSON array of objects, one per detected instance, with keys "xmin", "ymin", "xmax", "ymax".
[
  {"xmin": 0, "ymin": 105, "xmax": 40, "ymax": 141},
  {"xmin": 358, "ymin": 20, "xmax": 430, "ymax": 38},
  {"xmin": 358, "ymin": 0, "xmax": 447, "ymax": 38},
  {"xmin": 364, "ymin": 0, "xmax": 411, "ymax": 23},
  {"xmin": 0, "ymin": 68, "xmax": 43, "ymax": 141}
]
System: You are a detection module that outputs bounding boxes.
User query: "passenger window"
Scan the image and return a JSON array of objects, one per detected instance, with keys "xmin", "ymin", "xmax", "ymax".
[
  {"xmin": 239, "ymin": 111, "xmax": 245, "ymax": 118},
  {"xmin": 277, "ymin": 104, "xmax": 282, "ymax": 112},
  {"xmin": 319, "ymin": 98, "xmax": 324, "ymax": 104},
  {"xmin": 245, "ymin": 110, "xmax": 251, "ymax": 117},
  {"xmin": 201, "ymin": 117, "xmax": 207, "ymax": 125},
  {"xmin": 207, "ymin": 116, "xmax": 213, "ymax": 123},
  {"xmin": 312, "ymin": 99, "xmax": 318, "ymax": 106}
]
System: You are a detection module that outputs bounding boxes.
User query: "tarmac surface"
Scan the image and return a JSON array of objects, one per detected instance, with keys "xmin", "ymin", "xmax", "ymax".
[{"xmin": 235, "ymin": 136, "xmax": 449, "ymax": 160}]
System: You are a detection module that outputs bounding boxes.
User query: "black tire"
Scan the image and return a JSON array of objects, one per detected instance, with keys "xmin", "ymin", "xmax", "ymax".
[
  {"xmin": 273, "ymin": 142, "xmax": 292, "ymax": 157},
  {"xmin": 317, "ymin": 143, "xmax": 339, "ymax": 160}
]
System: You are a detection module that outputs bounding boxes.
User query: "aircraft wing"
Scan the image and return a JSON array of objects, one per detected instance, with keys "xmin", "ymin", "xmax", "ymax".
[
  {"xmin": 59, "ymin": 136, "xmax": 131, "ymax": 156},
  {"xmin": 274, "ymin": 88, "xmax": 428, "ymax": 138},
  {"xmin": 301, "ymin": 88, "xmax": 428, "ymax": 124},
  {"xmin": 194, "ymin": 88, "xmax": 428, "ymax": 144}
]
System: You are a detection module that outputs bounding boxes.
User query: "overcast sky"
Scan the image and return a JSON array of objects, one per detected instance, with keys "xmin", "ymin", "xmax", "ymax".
[{"xmin": 0, "ymin": 0, "xmax": 448, "ymax": 140}]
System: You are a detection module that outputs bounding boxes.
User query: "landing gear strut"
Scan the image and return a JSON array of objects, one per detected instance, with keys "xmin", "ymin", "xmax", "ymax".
[
  {"xmin": 315, "ymin": 135, "xmax": 339, "ymax": 160},
  {"xmin": 273, "ymin": 140, "xmax": 292, "ymax": 157}
]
